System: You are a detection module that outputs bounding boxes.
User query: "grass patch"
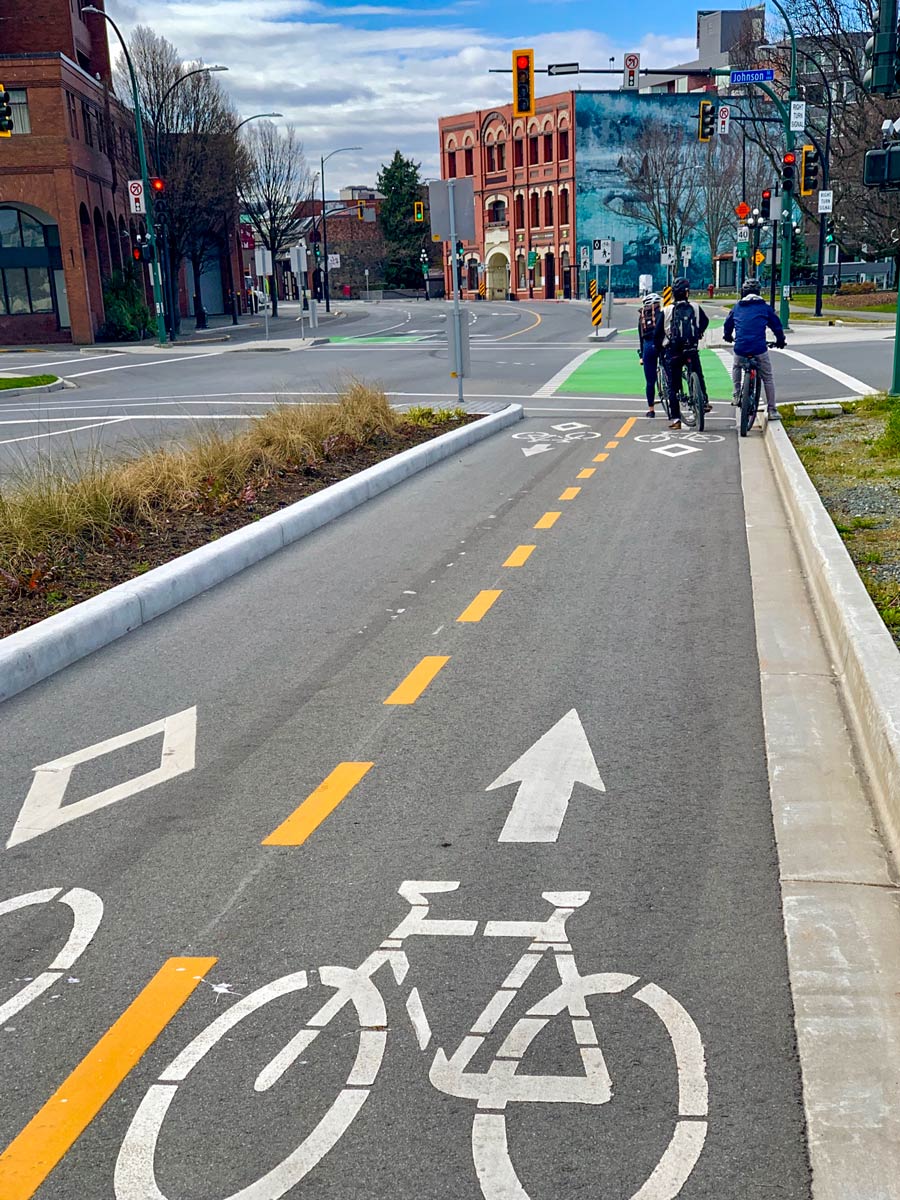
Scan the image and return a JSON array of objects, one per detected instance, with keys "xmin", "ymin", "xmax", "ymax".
[{"xmin": 0, "ymin": 374, "xmax": 58, "ymax": 390}]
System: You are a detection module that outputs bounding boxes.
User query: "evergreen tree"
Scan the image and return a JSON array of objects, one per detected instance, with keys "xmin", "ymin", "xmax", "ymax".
[{"xmin": 376, "ymin": 151, "xmax": 425, "ymax": 288}]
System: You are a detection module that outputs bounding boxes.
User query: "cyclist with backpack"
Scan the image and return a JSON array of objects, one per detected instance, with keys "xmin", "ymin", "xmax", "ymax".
[
  {"xmin": 637, "ymin": 293, "xmax": 662, "ymax": 418},
  {"xmin": 654, "ymin": 278, "xmax": 710, "ymax": 430},
  {"xmin": 723, "ymin": 278, "xmax": 786, "ymax": 419}
]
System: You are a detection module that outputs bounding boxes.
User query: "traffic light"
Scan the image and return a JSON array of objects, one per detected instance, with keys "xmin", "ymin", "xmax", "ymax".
[
  {"xmin": 760, "ymin": 188, "xmax": 772, "ymax": 219},
  {"xmin": 149, "ymin": 177, "xmax": 167, "ymax": 226},
  {"xmin": 357, "ymin": 200, "xmax": 365, "ymax": 221},
  {"xmin": 512, "ymin": 48, "xmax": 534, "ymax": 118},
  {"xmin": 0, "ymin": 85, "xmax": 12, "ymax": 137},
  {"xmin": 800, "ymin": 145, "xmax": 819, "ymax": 195},
  {"xmin": 314, "ymin": 241, "xmax": 321, "ymax": 262},
  {"xmin": 825, "ymin": 218, "xmax": 836, "ymax": 244},
  {"xmin": 456, "ymin": 239, "xmax": 464, "ymax": 263},
  {"xmin": 697, "ymin": 99, "xmax": 714, "ymax": 142},
  {"xmin": 413, "ymin": 200, "xmax": 424, "ymax": 223},
  {"xmin": 132, "ymin": 238, "xmax": 155, "ymax": 264},
  {"xmin": 864, "ymin": 0, "xmax": 899, "ymax": 92},
  {"xmin": 782, "ymin": 151, "xmax": 797, "ymax": 192}
]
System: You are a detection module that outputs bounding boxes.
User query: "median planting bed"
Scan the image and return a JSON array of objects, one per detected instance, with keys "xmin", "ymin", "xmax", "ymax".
[
  {"xmin": 785, "ymin": 394, "xmax": 900, "ymax": 647},
  {"xmin": 0, "ymin": 374, "xmax": 59, "ymax": 390},
  {"xmin": 0, "ymin": 385, "xmax": 470, "ymax": 638}
]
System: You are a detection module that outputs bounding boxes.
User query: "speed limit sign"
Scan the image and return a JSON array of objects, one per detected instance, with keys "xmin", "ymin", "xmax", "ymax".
[{"xmin": 128, "ymin": 179, "xmax": 145, "ymax": 215}]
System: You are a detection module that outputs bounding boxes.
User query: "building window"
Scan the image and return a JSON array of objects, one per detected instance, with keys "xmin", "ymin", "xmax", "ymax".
[
  {"xmin": 497, "ymin": 142, "xmax": 506, "ymax": 170},
  {"xmin": 486, "ymin": 144, "xmax": 496, "ymax": 172},
  {"xmin": 467, "ymin": 261, "xmax": 478, "ymax": 290},
  {"xmin": 8, "ymin": 89, "xmax": 31, "ymax": 135},
  {"xmin": 544, "ymin": 191, "xmax": 553, "ymax": 226},
  {"xmin": 447, "ymin": 149, "xmax": 457, "ymax": 178},
  {"xmin": 514, "ymin": 139, "xmax": 524, "ymax": 168},
  {"xmin": 559, "ymin": 129, "xmax": 569, "ymax": 160},
  {"xmin": 559, "ymin": 189, "xmax": 569, "ymax": 224},
  {"xmin": 488, "ymin": 200, "xmax": 506, "ymax": 224},
  {"xmin": 464, "ymin": 147, "xmax": 473, "ymax": 175},
  {"xmin": 515, "ymin": 194, "xmax": 525, "ymax": 228},
  {"xmin": 66, "ymin": 91, "xmax": 79, "ymax": 138},
  {"xmin": 544, "ymin": 133, "xmax": 553, "ymax": 163},
  {"xmin": 530, "ymin": 193, "xmax": 539, "ymax": 226},
  {"xmin": 81, "ymin": 100, "xmax": 94, "ymax": 147},
  {"xmin": 528, "ymin": 135, "xmax": 539, "ymax": 165},
  {"xmin": 0, "ymin": 266, "xmax": 51, "ymax": 315}
]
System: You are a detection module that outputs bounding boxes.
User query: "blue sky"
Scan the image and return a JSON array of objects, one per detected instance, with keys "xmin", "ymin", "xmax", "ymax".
[{"xmin": 108, "ymin": 0, "xmax": 706, "ymax": 190}]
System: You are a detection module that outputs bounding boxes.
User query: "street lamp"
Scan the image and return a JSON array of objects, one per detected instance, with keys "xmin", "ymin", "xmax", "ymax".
[
  {"xmin": 231, "ymin": 113, "xmax": 283, "ymax": 324},
  {"xmin": 82, "ymin": 5, "xmax": 167, "ymax": 346},
  {"xmin": 746, "ymin": 206, "xmax": 766, "ymax": 264},
  {"xmin": 320, "ymin": 146, "xmax": 362, "ymax": 312}
]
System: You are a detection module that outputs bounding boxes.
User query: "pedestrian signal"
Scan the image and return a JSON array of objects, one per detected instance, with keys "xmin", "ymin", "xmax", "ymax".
[
  {"xmin": 800, "ymin": 145, "xmax": 819, "ymax": 195},
  {"xmin": 0, "ymin": 85, "xmax": 12, "ymax": 137},
  {"xmin": 414, "ymin": 200, "xmax": 424, "ymax": 222},
  {"xmin": 512, "ymin": 49, "xmax": 534, "ymax": 118},
  {"xmin": 697, "ymin": 99, "xmax": 714, "ymax": 142},
  {"xmin": 760, "ymin": 188, "xmax": 772, "ymax": 219}
]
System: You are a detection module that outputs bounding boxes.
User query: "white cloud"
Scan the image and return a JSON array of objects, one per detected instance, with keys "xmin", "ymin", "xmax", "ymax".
[{"xmin": 106, "ymin": 1, "xmax": 700, "ymax": 191}]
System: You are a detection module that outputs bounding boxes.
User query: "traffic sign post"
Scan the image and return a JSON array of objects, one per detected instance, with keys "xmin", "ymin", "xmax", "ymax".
[
  {"xmin": 817, "ymin": 189, "xmax": 834, "ymax": 213},
  {"xmin": 717, "ymin": 105, "xmax": 731, "ymax": 136},
  {"xmin": 128, "ymin": 179, "xmax": 145, "ymax": 215},
  {"xmin": 790, "ymin": 100, "xmax": 807, "ymax": 133},
  {"xmin": 623, "ymin": 52, "xmax": 640, "ymax": 90}
]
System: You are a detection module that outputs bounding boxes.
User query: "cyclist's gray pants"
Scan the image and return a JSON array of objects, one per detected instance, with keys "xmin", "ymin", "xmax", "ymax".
[{"xmin": 733, "ymin": 349, "xmax": 775, "ymax": 410}]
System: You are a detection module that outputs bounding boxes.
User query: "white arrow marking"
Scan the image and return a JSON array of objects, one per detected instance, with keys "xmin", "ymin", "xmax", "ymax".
[
  {"xmin": 487, "ymin": 709, "xmax": 605, "ymax": 842},
  {"xmin": 521, "ymin": 444, "xmax": 554, "ymax": 457}
]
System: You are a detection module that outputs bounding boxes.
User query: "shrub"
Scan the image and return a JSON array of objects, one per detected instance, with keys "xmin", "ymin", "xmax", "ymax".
[
  {"xmin": 97, "ymin": 267, "xmax": 152, "ymax": 341},
  {"xmin": 838, "ymin": 280, "xmax": 877, "ymax": 295},
  {"xmin": 875, "ymin": 396, "xmax": 900, "ymax": 457}
]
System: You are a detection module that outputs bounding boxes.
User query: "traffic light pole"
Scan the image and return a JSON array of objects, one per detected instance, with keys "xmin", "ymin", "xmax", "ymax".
[{"xmin": 447, "ymin": 179, "xmax": 464, "ymax": 405}]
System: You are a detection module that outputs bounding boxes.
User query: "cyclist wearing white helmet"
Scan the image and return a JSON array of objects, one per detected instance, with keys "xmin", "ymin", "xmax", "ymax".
[{"xmin": 637, "ymin": 293, "xmax": 662, "ymax": 417}]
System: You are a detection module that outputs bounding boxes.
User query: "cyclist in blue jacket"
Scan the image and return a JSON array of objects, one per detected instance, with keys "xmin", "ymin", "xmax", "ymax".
[{"xmin": 723, "ymin": 279, "xmax": 786, "ymax": 419}]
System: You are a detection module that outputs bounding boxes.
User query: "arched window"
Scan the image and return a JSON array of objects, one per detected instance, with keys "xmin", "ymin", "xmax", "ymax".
[
  {"xmin": 559, "ymin": 189, "xmax": 570, "ymax": 224},
  {"xmin": 515, "ymin": 194, "xmax": 525, "ymax": 228},
  {"xmin": 530, "ymin": 193, "xmax": 539, "ymax": 226},
  {"xmin": 487, "ymin": 199, "xmax": 506, "ymax": 224},
  {"xmin": 544, "ymin": 191, "xmax": 553, "ymax": 227},
  {"xmin": 517, "ymin": 254, "xmax": 526, "ymax": 288},
  {"xmin": 496, "ymin": 140, "xmax": 506, "ymax": 170},
  {"xmin": 514, "ymin": 139, "xmax": 524, "ymax": 168}
]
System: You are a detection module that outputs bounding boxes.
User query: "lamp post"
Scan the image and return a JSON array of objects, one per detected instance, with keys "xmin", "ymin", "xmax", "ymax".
[
  {"xmin": 82, "ymin": 5, "xmax": 167, "ymax": 346},
  {"xmin": 320, "ymin": 146, "xmax": 361, "ymax": 312},
  {"xmin": 746, "ymin": 206, "xmax": 766, "ymax": 268},
  {"xmin": 762, "ymin": 0, "xmax": 798, "ymax": 328},
  {"xmin": 150, "ymin": 64, "xmax": 228, "ymax": 341},
  {"xmin": 231, "ymin": 112, "xmax": 282, "ymax": 323}
]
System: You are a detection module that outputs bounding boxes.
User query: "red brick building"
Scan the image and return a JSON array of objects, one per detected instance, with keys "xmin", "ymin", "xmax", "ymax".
[{"xmin": 438, "ymin": 92, "xmax": 576, "ymax": 301}]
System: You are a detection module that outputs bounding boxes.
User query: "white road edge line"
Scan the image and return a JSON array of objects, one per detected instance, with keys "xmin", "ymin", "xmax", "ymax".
[
  {"xmin": 774, "ymin": 347, "xmax": 874, "ymax": 395},
  {"xmin": 531, "ymin": 348, "xmax": 598, "ymax": 398},
  {"xmin": 0, "ymin": 417, "xmax": 127, "ymax": 446}
]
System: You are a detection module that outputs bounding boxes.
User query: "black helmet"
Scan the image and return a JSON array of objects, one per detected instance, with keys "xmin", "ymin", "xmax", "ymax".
[
  {"xmin": 742, "ymin": 278, "xmax": 762, "ymax": 297},
  {"xmin": 672, "ymin": 277, "xmax": 689, "ymax": 300}
]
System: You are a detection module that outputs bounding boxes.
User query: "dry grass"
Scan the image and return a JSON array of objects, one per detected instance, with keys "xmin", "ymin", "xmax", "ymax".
[{"xmin": 0, "ymin": 381, "xmax": 405, "ymax": 584}]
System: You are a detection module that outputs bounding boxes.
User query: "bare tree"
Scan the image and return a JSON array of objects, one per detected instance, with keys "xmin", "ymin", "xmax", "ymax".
[
  {"xmin": 239, "ymin": 123, "xmax": 313, "ymax": 317},
  {"xmin": 610, "ymin": 120, "xmax": 704, "ymax": 270},
  {"xmin": 700, "ymin": 137, "xmax": 743, "ymax": 281}
]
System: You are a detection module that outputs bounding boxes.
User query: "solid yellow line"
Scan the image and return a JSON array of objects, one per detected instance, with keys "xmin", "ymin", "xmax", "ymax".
[
  {"xmin": 457, "ymin": 589, "xmax": 503, "ymax": 623},
  {"xmin": 605, "ymin": 440, "xmax": 619, "ymax": 449},
  {"xmin": 534, "ymin": 511, "xmax": 561, "ymax": 529},
  {"xmin": 615, "ymin": 416, "xmax": 637, "ymax": 438},
  {"xmin": 504, "ymin": 544, "xmax": 535, "ymax": 567},
  {"xmin": 0, "ymin": 957, "xmax": 216, "ymax": 1200},
  {"xmin": 495, "ymin": 308, "xmax": 542, "ymax": 341},
  {"xmin": 593, "ymin": 452, "xmax": 609, "ymax": 463},
  {"xmin": 559, "ymin": 487, "xmax": 581, "ymax": 501},
  {"xmin": 263, "ymin": 762, "xmax": 374, "ymax": 846},
  {"xmin": 384, "ymin": 655, "xmax": 450, "ymax": 704},
  {"xmin": 576, "ymin": 468, "xmax": 596, "ymax": 479}
]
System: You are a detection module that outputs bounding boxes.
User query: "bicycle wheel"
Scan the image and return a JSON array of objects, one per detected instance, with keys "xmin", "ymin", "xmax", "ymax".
[
  {"xmin": 689, "ymin": 371, "xmax": 705, "ymax": 433},
  {"xmin": 657, "ymin": 363, "xmax": 670, "ymax": 419},
  {"xmin": 739, "ymin": 369, "xmax": 754, "ymax": 437}
]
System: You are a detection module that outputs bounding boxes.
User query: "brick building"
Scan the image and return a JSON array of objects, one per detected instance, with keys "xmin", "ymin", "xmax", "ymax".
[{"xmin": 438, "ymin": 92, "xmax": 575, "ymax": 301}]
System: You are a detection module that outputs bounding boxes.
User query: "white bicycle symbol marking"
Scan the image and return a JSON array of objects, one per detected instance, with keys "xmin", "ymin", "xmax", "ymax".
[
  {"xmin": 635, "ymin": 432, "xmax": 724, "ymax": 445},
  {"xmin": 512, "ymin": 430, "xmax": 603, "ymax": 443},
  {"xmin": 114, "ymin": 882, "xmax": 708, "ymax": 1200}
]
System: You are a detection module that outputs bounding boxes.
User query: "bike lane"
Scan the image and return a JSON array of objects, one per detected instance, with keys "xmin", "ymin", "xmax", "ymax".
[{"xmin": 0, "ymin": 416, "xmax": 810, "ymax": 1199}]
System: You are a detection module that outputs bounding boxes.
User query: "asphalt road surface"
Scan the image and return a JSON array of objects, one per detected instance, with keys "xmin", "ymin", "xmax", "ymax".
[
  {"xmin": 0, "ymin": 409, "xmax": 813, "ymax": 1197},
  {"xmin": 0, "ymin": 297, "xmax": 891, "ymax": 474}
]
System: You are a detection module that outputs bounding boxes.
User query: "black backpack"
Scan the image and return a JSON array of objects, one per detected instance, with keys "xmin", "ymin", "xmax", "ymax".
[{"xmin": 668, "ymin": 301, "xmax": 699, "ymax": 352}]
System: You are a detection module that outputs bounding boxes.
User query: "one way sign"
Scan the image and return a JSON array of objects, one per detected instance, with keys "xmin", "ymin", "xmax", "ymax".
[{"xmin": 548, "ymin": 62, "xmax": 579, "ymax": 76}]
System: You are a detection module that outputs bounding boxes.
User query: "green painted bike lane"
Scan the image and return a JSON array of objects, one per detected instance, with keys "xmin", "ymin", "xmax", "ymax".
[{"xmin": 558, "ymin": 346, "xmax": 734, "ymax": 399}]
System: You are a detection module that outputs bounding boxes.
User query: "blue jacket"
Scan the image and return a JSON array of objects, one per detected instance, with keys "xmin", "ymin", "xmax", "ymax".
[{"xmin": 724, "ymin": 295, "xmax": 784, "ymax": 356}]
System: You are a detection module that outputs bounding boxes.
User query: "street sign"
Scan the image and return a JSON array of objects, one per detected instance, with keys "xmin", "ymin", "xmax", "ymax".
[
  {"xmin": 681, "ymin": 245, "xmax": 692, "ymax": 263},
  {"xmin": 592, "ymin": 237, "xmax": 603, "ymax": 266},
  {"xmin": 754, "ymin": 249, "xmax": 766, "ymax": 266},
  {"xmin": 128, "ymin": 179, "xmax": 144, "ymax": 215},
  {"xmin": 254, "ymin": 247, "xmax": 273, "ymax": 276},
  {"xmin": 548, "ymin": 62, "xmax": 579, "ymax": 76},
  {"xmin": 660, "ymin": 246, "xmax": 676, "ymax": 265},
  {"xmin": 736, "ymin": 242, "xmax": 750, "ymax": 258},
  {"xmin": 289, "ymin": 245, "xmax": 308, "ymax": 276},
  {"xmin": 730, "ymin": 68, "xmax": 775, "ymax": 84},
  {"xmin": 623, "ymin": 52, "xmax": 640, "ymax": 90},
  {"xmin": 427, "ymin": 177, "xmax": 476, "ymax": 242},
  {"xmin": 717, "ymin": 105, "xmax": 731, "ymax": 135},
  {"xmin": 790, "ymin": 100, "xmax": 807, "ymax": 133},
  {"xmin": 735, "ymin": 201, "xmax": 751, "ymax": 219},
  {"xmin": 737, "ymin": 226, "xmax": 750, "ymax": 242},
  {"xmin": 527, "ymin": 250, "xmax": 537, "ymax": 269},
  {"xmin": 818, "ymin": 189, "xmax": 834, "ymax": 213},
  {"xmin": 580, "ymin": 245, "xmax": 590, "ymax": 269},
  {"xmin": 327, "ymin": 253, "xmax": 341, "ymax": 270}
]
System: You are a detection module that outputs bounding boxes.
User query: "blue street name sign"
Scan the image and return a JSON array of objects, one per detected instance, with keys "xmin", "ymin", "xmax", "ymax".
[{"xmin": 730, "ymin": 68, "xmax": 775, "ymax": 84}]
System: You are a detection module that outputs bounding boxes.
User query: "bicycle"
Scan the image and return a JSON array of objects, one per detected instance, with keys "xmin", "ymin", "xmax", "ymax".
[
  {"xmin": 660, "ymin": 354, "xmax": 707, "ymax": 432},
  {"xmin": 656, "ymin": 359, "xmax": 670, "ymax": 420},
  {"xmin": 733, "ymin": 342, "xmax": 778, "ymax": 438},
  {"xmin": 115, "ymin": 880, "xmax": 709, "ymax": 1200}
]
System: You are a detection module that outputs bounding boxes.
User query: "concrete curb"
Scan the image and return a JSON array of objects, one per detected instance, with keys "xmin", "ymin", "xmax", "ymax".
[
  {"xmin": 766, "ymin": 423, "xmax": 900, "ymax": 861},
  {"xmin": 0, "ymin": 378, "xmax": 65, "ymax": 397},
  {"xmin": 0, "ymin": 406, "xmax": 523, "ymax": 705}
]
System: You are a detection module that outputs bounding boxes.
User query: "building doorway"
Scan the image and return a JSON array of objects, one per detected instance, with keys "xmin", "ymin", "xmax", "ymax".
[{"xmin": 544, "ymin": 251, "xmax": 555, "ymax": 299}]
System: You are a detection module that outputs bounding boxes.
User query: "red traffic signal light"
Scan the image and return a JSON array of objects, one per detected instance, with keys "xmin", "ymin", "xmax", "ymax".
[
  {"xmin": 132, "ymin": 246, "xmax": 142, "ymax": 262},
  {"xmin": 783, "ymin": 152, "xmax": 796, "ymax": 166},
  {"xmin": 512, "ymin": 48, "xmax": 534, "ymax": 118},
  {"xmin": 149, "ymin": 177, "xmax": 165, "ymax": 193},
  {"xmin": 782, "ymin": 152, "xmax": 796, "ymax": 191},
  {"xmin": 760, "ymin": 188, "xmax": 772, "ymax": 219},
  {"xmin": 516, "ymin": 55, "xmax": 530, "ymax": 69}
]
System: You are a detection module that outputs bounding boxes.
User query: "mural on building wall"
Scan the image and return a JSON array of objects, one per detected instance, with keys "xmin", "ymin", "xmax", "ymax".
[{"xmin": 575, "ymin": 91, "xmax": 724, "ymax": 293}]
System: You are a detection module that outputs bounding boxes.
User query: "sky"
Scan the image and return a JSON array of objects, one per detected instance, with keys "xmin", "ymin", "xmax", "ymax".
[{"xmin": 106, "ymin": 0, "xmax": 705, "ymax": 194}]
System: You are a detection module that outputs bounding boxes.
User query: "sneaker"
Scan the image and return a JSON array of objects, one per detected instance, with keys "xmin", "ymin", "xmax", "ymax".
[
  {"xmin": 767, "ymin": 407, "xmax": 781, "ymax": 421},
  {"xmin": 668, "ymin": 419, "xmax": 682, "ymax": 430},
  {"xmin": 704, "ymin": 401, "xmax": 712, "ymax": 413},
  {"xmin": 731, "ymin": 392, "xmax": 741, "ymax": 406},
  {"xmin": 647, "ymin": 406, "xmax": 656, "ymax": 418}
]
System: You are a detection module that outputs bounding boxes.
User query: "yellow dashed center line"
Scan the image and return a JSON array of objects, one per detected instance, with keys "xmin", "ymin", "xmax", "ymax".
[
  {"xmin": 559, "ymin": 487, "xmax": 581, "ymax": 501},
  {"xmin": 605, "ymin": 440, "xmax": 619, "ymax": 449},
  {"xmin": 615, "ymin": 417, "xmax": 638, "ymax": 438},
  {"xmin": 504, "ymin": 544, "xmax": 535, "ymax": 567},
  {"xmin": 457, "ymin": 589, "xmax": 503, "ymax": 623},
  {"xmin": 384, "ymin": 655, "xmax": 450, "ymax": 704},
  {"xmin": 263, "ymin": 762, "xmax": 374, "ymax": 846},
  {"xmin": 576, "ymin": 468, "xmax": 595, "ymax": 479},
  {"xmin": 593, "ymin": 452, "xmax": 609, "ymax": 463},
  {"xmin": 0, "ymin": 957, "xmax": 217, "ymax": 1200},
  {"xmin": 534, "ymin": 511, "xmax": 561, "ymax": 529}
]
